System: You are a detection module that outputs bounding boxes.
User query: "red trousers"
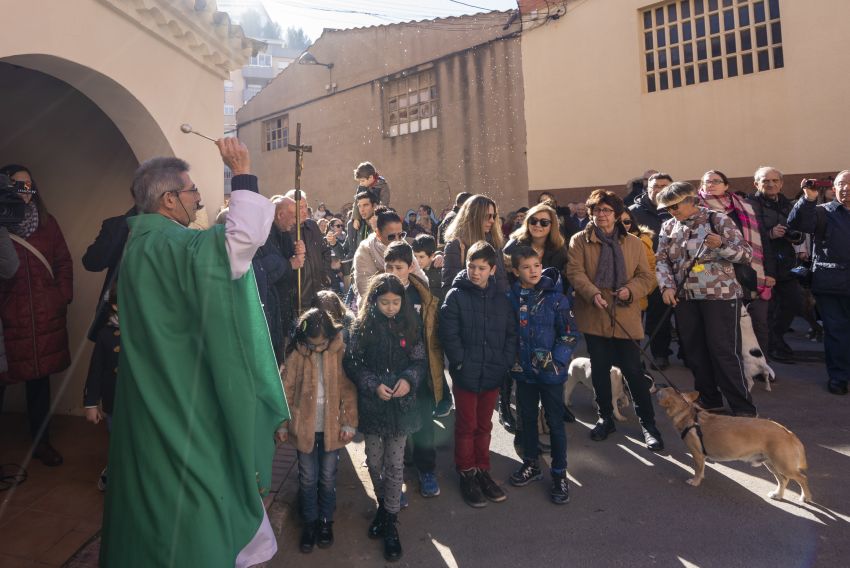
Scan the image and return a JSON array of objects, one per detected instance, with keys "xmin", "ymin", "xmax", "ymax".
[{"xmin": 453, "ymin": 386, "xmax": 499, "ymax": 471}]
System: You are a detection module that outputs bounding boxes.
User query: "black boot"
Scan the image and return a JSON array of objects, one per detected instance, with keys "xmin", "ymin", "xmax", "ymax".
[
  {"xmin": 317, "ymin": 518, "xmax": 334, "ymax": 548},
  {"xmin": 299, "ymin": 520, "xmax": 318, "ymax": 553},
  {"xmin": 383, "ymin": 512, "xmax": 402, "ymax": 562},
  {"xmin": 589, "ymin": 416, "xmax": 616, "ymax": 441},
  {"xmin": 459, "ymin": 469, "xmax": 488, "ymax": 508},
  {"xmin": 368, "ymin": 500, "xmax": 387, "ymax": 539}
]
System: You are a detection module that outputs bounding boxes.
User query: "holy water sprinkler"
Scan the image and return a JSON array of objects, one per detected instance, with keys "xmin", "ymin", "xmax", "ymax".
[{"xmin": 180, "ymin": 123, "xmax": 217, "ymax": 143}]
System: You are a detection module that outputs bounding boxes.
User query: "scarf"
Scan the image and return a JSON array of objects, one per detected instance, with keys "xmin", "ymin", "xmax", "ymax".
[
  {"xmin": 593, "ymin": 225, "xmax": 627, "ymax": 291},
  {"xmin": 699, "ymin": 189, "xmax": 770, "ymax": 299},
  {"xmin": 11, "ymin": 201, "xmax": 39, "ymax": 239}
]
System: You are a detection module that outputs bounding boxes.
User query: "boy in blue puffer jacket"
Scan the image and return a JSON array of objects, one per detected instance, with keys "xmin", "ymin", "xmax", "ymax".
[{"xmin": 507, "ymin": 246, "xmax": 578, "ymax": 504}]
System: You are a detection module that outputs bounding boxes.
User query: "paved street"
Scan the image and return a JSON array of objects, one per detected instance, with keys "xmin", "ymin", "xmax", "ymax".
[{"xmin": 268, "ymin": 326, "xmax": 850, "ymax": 568}]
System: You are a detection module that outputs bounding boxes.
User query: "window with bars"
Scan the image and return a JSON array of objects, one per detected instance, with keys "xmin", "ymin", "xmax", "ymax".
[
  {"xmin": 384, "ymin": 69, "xmax": 438, "ymax": 138},
  {"xmin": 263, "ymin": 115, "xmax": 289, "ymax": 151},
  {"xmin": 642, "ymin": 0, "xmax": 783, "ymax": 93}
]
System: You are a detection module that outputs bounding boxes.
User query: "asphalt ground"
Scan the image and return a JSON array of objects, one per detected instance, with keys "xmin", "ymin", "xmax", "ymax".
[{"xmin": 268, "ymin": 323, "xmax": 849, "ymax": 568}]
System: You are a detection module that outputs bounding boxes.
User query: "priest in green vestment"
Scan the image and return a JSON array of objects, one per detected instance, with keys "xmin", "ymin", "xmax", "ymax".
[{"xmin": 100, "ymin": 138, "xmax": 289, "ymax": 567}]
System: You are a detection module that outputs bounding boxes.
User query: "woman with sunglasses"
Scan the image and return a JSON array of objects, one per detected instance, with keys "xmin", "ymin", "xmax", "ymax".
[
  {"xmin": 655, "ymin": 182, "xmax": 757, "ymax": 417},
  {"xmin": 441, "ymin": 194, "xmax": 508, "ymax": 294},
  {"xmin": 352, "ymin": 207, "xmax": 427, "ymax": 306},
  {"xmin": 566, "ymin": 190, "xmax": 662, "ymax": 451},
  {"xmin": 619, "ymin": 209, "xmax": 655, "ymax": 312},
  {"xmin": 505, "ymin": 203, "xmax": 568, "ymax": 284},
  {"xmin": 698, "ymin": 170, "xmax": 773, "ymax": 355}
]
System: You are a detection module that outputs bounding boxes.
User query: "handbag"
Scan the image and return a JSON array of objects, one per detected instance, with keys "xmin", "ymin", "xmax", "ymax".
[{"xmin": 707, "ymin": 212, "xmax": 758, "ymax": 292}]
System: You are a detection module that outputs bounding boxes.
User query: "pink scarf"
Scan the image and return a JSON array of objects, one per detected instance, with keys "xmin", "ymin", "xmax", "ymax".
[{"xmin": 699, "ymin": 189, "xmax": 771, "ymax": 300}]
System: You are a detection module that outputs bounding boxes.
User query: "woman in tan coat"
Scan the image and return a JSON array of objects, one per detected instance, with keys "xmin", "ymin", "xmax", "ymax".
[
  {"xmin": 566, "ymin": 190, "xmax": 662, "ymax": 451},
  {"xmin": 281, "ymin": 308, "xmax": 358, "ymax": 553}
]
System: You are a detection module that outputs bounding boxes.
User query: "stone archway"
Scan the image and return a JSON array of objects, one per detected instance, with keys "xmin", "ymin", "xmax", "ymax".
[{"xmin": 0, "ymin": 57, "xmax": 167, "ymax": 415}]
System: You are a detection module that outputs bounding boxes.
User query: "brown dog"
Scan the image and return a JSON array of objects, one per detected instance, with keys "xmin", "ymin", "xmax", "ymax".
[{"xmin": 656, "ymin": 388, "xmax": 812, "ymax": 503}]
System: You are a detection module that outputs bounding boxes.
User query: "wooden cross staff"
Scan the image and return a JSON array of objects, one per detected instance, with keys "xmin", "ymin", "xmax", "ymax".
[{"xmin": 288, "ymin": 122, "xmax": 312, "ymax": 315}]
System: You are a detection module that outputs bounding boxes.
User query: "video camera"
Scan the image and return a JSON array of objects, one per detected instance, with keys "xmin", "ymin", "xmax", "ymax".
[{"xmin": 0, "ymin": 174, "xmax": 33, "ymax": 226}]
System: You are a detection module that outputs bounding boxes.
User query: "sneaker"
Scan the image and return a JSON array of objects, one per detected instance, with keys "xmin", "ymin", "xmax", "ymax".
[
  {"xmin": 399, "ymin": 490, "xmax": 409, "ymax": 509},
  {"xmin": 641, "ymin": 425, "xmax": 664, "ymax": 452},
  {"xmin": 589, "ymin": 417, "xmax": 616, "ymax": 441},
  {"xmin": 509, "ymin": 459, "xmax": 543, "ymax": 487},
  {"xmin": 419, "ymin": 472, "xmax": 440, "ymax": 498},
  {"xmin": 97, "ymin": 467, "xmax": 108, "ymax": 492},
  {"xmin": 433, "ymin": 398, "xmax": 453, "ymax": 418},
  {"xmin": 476, "ymin": 470, "xmax": 507, "ymax": 502},
  {"xmin": 550, "ymin": 472, "xmax": 570, "ymax": 505},
  {"xmin": 459, "ymin": 469, "xmax": 487, "ymax": 508},
  {"xmin": 317, "ymin": 518, "xmax": 334, "ymax": 548}
]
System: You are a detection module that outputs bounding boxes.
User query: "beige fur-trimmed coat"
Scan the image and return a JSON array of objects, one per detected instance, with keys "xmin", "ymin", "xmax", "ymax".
[{"xmin": 282, "ymin": 334, "xmax": 358, "ymax": 453}]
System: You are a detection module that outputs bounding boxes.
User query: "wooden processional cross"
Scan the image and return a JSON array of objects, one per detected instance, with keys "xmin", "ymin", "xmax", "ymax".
[{"xmin": 288, "ymin": 123, "xmax": 312, "ymax": 315}]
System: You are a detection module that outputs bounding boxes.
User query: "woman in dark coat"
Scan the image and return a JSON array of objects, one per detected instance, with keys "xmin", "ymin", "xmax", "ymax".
[{"xmin": 0, "ymin": 164, "xmax": 73, "ymax": 466}]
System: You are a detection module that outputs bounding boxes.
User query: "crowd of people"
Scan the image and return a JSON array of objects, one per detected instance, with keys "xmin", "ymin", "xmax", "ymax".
[{"xmin": 0, "ymin": 144, "xmax": 847, "ymax": 567}]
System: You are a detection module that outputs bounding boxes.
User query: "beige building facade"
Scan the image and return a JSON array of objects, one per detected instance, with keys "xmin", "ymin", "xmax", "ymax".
[
  {"xmin": 0, "ymin": 0, "xmax": 253, "ymax": 414},
  {"xmin": 520, "ymin": 0, "xmax": 850, "ymax": 201},
  {"xmin": 237, "ymin": 11, "xmax": 529, "ymax": 217}
]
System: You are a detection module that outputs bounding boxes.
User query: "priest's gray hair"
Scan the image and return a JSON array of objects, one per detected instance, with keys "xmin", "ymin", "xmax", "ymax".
[{"xmin": 132, "ymin": 157, "xmax": 190, "ymax": 213}]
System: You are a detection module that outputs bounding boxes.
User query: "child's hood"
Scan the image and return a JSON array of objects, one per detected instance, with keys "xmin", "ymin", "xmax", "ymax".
[{"xmin": 295, "ymin": 333, "xmax": 346, "ymax": 358}]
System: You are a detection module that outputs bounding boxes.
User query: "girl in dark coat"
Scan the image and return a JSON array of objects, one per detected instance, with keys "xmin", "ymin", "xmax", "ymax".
[
  {"xmin": 0, "ymin": 164, "xmax": 72, "ymax": 466},
  {"xmin": 343, "ymin": 274, "xmax": 426, "ymax": 562}
]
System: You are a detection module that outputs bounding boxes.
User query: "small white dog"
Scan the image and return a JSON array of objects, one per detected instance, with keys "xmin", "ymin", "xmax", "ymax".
[
  {"xmin": 565, "ymin": 357, "xmax": 630, "ymax": 422},
  {"xmin": 740, "ymin": 309, "xmax": 775, "ymax": 392}
]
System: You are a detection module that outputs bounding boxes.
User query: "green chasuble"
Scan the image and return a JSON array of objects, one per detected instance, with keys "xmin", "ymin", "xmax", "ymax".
[{"xmin": 101, "ymin": 213, "xmax": 289, "ymax": 567}]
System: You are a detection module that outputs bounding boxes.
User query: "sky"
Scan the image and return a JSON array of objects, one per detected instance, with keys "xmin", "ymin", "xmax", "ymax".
[{"xmin": 258, "ymin": 0, "xmax": 519, "ymax": 44}]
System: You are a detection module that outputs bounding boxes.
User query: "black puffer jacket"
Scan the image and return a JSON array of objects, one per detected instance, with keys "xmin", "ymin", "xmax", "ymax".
[
  {"xmin": 343, "ymin": 313, "xmax": 426, "ymax": 436},
  {"xmin": 439, "ymin": 270, "xmax": 518, "ymax": 393},
  {"xmin": 629, "ymin": 193, "xmax": 670, "ymax": 250}
]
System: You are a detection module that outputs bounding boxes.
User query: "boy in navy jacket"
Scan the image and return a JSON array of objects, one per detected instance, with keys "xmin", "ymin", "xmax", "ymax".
[
  {"xmin": 507, "ymin": 246, "xmax": 578, "ymax": 504},
  {"xmin": 439, "ymin": 241, "xmax": 517, "ymax": 509}
]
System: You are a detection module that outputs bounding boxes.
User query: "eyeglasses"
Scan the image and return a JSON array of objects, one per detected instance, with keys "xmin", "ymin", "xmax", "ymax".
[
  {"xmin": 528, "ymin": 217, "xmax": 552, "ymax": 227},
  {"xmin": 174, "ymin": 185, "xmax": 200, "ymax": 195},
  {"xmin": 593, "ymin": 207, "xmax": 616, "ymax": 216},
  {"xmin": 332, "ymin": 223, "xmax": 344, "ymax": 229},
  {"xmin": 702, "ymin": 179, "xmax": 726, "ymax": 186},
  {"xmin": 621, "ymin": 219, "xmax": 633, "ymax": 226},
  {"xmin": 385, "ymin": 231, "xmax": 407, "ymax": 241},
  {"xmin": 485, "ymin": 213, "xmax": 497, "ymax": 221}
]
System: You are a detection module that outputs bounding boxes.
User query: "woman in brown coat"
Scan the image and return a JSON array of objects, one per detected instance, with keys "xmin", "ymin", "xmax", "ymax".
[
  {"xmin": 0, "ymin": 164, "xmax": 73, "ymax": 466},
  {"xmin": 280, "ymin": 308, "xmax": 357, "ymax": 553},
  {"xmin": 566, "ymin": 190, "xmax": 662, "ymax": 451}
]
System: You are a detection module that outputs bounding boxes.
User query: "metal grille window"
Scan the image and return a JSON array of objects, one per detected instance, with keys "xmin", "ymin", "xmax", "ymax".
[
  {"xmin": 642, "ymin": 0, "xmax": 783, "ymax": 92},
  {"xmin": 249, "ymin": 53, "xmax": 272, "ymax": 67},
  {"xmin": 384, "ymin": 69, "xmax": 438, "ymax": 138},
  {"xmin": 263, "ymin": 115, "xmax": 289, "ymax": 151}
]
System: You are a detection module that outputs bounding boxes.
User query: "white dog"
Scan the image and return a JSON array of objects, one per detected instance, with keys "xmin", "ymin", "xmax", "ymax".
[
  {"xmin": 565, "ymin": 357, "xmax": 630, "ymax": 422},
  {"xmin": 740, "ymin": 308, "xmax": 775, "ymax": 392}
]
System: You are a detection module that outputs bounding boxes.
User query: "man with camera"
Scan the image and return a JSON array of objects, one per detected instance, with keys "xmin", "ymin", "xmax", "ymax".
[
  {"xmin": 748, "ymin": 166, "xmax": 803, "ymax": 363},
  {"xmin": 789, "ymin": 170, "xmax": 850, "ymax": 395}
]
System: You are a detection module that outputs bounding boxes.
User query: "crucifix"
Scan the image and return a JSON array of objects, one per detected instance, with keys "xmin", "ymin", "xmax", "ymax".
[{"xmin": 288, "ymin": 122, "xmax": 312, "ymax": 315}]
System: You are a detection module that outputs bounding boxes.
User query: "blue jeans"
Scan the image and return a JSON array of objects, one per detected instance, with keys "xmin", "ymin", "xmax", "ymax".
[
  {"xmin": 297, "ymin": 433, "xmax": 340, "ymax": 522},
  {"xmin": 516, "ymin": 381, "xmax": 568, "ymax": 472}
]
